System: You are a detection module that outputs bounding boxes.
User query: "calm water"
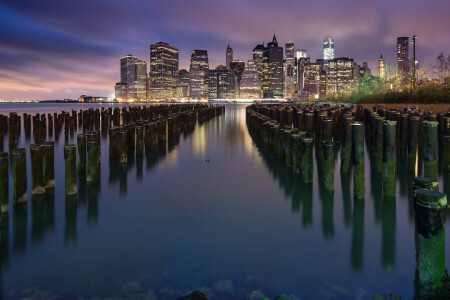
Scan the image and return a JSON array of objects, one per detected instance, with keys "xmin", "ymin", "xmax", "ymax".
[{"xmin": 0, "ymin": 103, "xmax": 449, "ymax": 300}]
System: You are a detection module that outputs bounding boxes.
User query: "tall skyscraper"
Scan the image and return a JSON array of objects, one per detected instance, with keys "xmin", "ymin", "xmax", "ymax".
[
  {"xmin": 149, "ymin": 42, "xmax": 179, "ymax": 99},
  {"xmin": 378, "ymin": 55, "xmax": 385, "ymax": 78},
  {"xmin": 239, "ymin": 60, "xmax": 261, "ymax": 99},
  {"xmin": 127, "ymin": 59, "xmax": 148, "ymax": 101},
  {"xmin": 115, "ymin": 54, "xmax": 147, "ymax": 100},
  {"xmin": 253, "ymin": 44, "xmax": 265, "ymax": 84},
  {"xmin": 226, "ymin": 45, "xmax": 233, "ymax": 70},
  {"xmin": 303, "ymin": 61, "xmax": 322, "ymax": 96},
  {"xmin": 326, "ymin": 57, "xmax": 355, "ymax": 96},
  {"xmin": 263, "ymin": 33, "xmax": 284, "ymax": 98},
  {"xmin": 285, "ymin": 43, "xmax": 295, "ymax": 98},
  {"xmin": 397, "ymin": 37, "xmax": 410, "ymax": 77},
  {"xmin": 208, "ymin": 65, "xmax": 235, "ymax": 99},
  {"xmin": 189, "ymin": 50, "xmax": 209, "ymax": 99},
  {"xmin": 176, "ymin": 69, "xmax": 189, "ymax": 99},
  {"xmin": 323, "ymin": 36, "xmax": 335, "ymax": 63},
  {"xmin": 230, "ymin": 60, "xmax": 246, "ymax": 98}
]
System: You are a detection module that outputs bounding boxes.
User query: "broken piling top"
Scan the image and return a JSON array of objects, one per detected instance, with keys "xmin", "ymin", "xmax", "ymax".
[
  {"xmin": 415, "ymin": 190, "xmax": 447, "ymax": 209},
  {"xmin": 412, "ymin": 176, "xmax": 439, "ymax": 192}
]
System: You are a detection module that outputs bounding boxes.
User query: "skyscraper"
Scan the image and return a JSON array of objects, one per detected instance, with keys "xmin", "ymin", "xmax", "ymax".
[
  {"xmin": 226, "ymin": 45, "xmax": 233, "ymax": 70},
  {"xmin": 326, "ymin": 57, "xmax": 355, "ymax": 96},
  {"xmin": 378, "ymin": 55, "xmax": 385, "ymax": 78},
  {"xmin": 127, "ymin": 59, "xmax": 148, "ymax": 101},
  {"xmin": 189, "ymin": 50, "xmax": 209, "ymax": 100},
  {"xmin": 263, "ymin": 34, "xmax": 284, "ymax": 98},
  {"xmin": 149, "ymin": 42, "xmax": 179, "ymax": 99},
  {"xmin": 120, "ymin": 54, "xmax": 138, "ymax": 83},
  {"xmin": 323, "ymin": 36, "xmax": 335, "ymax": 63},
  {"xmin": 295, "ymin": 49, "xmax": 307, "ymax": 60},
  {"xmin": 297, "ymin": 57, "xmax": 310, "ymax": 92},
  {"xmin": 239, "ymin": 60, "xmax": 261, "ymax": 99},
  {"xmin": 230, "ymin": 60, "xmax": 246, "ymax": 98},
  {"xmin": 176, "ymin": 69, "xmax": 189, "ymax": 99},
  {"xmin": 397, "ymin": 37, "xmax": 410, "ymax": 77},
  {"xmin": 253, "ymin": 44, "xmax": 265, "ymax": 84},
  {"xmin": 285, "ymin": 43, "xmax": 295, "ymax": 98},
  {"xmin": 303, "ymin": 61, "xmax": 322, "ymax": 96},
  {"xmin": 208, "ymin": 66, "xmax": 235, "ymax": 99}
]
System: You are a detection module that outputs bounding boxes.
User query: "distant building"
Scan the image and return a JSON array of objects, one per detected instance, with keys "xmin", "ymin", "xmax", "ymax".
[
  {"xmin": 323, "ymin": 36, "xmax": 335, "ymax": 64},
  {"xmin": 127, "ymin": 59, "xmax": 148, "ymax": 101},
  {"xmin": 360, "ymin": 62, "xmax": 371, "ymax": 77},
  {"xmin": 226, "ymin": 45, "xmax": 233, "ymax": 70},
  {"xmin": 285, "ymin": 43, "xmax": 295, "ymax": 98},
  {"xmin": 297, "ymin": 57, "xmax": 310, "ymax": 92},
  {"xmin": 253, "ymin": 44, "xmax": 265, "ymax": 85},
  {"xmin": 319, "ymin": 71, "xmax": 327, "ymax": 99},
  {"xmin": 149, "ymin": 42, "xmax": 179, "ymax": 99},
  {"xmin": 263, "ymin": 33, "xmax": 284, "ymax": 98},
  {"xmin": 327, "ymin": 57, "xmax": 355, "ymax": 96},
  {"xmin": 230, "ymin": 60, "xmax": 245, "ymax": 98},
  {"xmin": 295, "ymin": 49, "xmax": 307, "ymax": 59},
  {"xmin": 397, "ymin": 37, "xmax": 410, "ymax": 77},
  {"xmin": 115, "ymin": 54, "xmax": 138, "ymax": 100},
  {"xmin": 303, "ymin": 61, "xmax": 323, "ymax": 96},
  {"xmin": 239, "ymin": 60, "xmax": 261, "ymax": 99},
  {"xmin": 378, "ymin": 55, "xmax": 385, "ymax": 78},
  {"xmin": 208, "ymin": 66, "xmax": 235, "ymax": 99},
  {"xmin": 176, "ymin": 69, "xmax": 190, "ymax": 98},
  {"xmin": 114, "ymin": 82, "xmax": 127, "ymax": 100},
  {"xmin": 79, "ymin": 95, "xmax": 108, "ymax": 103},
  {"xmin": 189, "ymin": 50, "xmax": 209, "ymax": 99}
]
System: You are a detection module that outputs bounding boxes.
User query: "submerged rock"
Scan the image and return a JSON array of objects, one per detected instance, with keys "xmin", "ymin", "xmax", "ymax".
[{"xmin": 176, "ymin": 290, "xmax": 208, "ymax": 300}]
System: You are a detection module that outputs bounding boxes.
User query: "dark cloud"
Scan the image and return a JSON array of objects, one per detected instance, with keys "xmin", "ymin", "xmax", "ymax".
[{"xmin": 0, "ymin": 0, "xmax": 449, "ymax": 100}]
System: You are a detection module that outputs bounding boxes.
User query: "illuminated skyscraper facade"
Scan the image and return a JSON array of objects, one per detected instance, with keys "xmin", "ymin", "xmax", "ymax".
[
  {"xmin": 226, "ymin": 45, "xmax": 233, "ymax": 69},
  {"xmin": 397, "ymin": 37, "xmax": 410, "ymax": 77},
  {"xmin": 263, "ymin": 34, "xmax": 284, "ymax": 98},
  {"xmin": 326, "ymin": 57, "xmax": 355, "ymax": 96},
  {"xmin": 378, "ymin": 55, "xmax": 385, "ymax": 78},
  {"xmin": 303, "ymin": 62, "xmax": 322, "ymax": 96},
  {"xmin": 189, "ymin": 50, "xmax": 209, "ymax": 99},
  {"xmin": 239, "ymin": 60, "xmax": 261, "ymax": 99},
  {"xmin": 208, "ymin": 66, "xmax": 235, "ymax": 99},
  {"xmin": 323, "ymin": 36, "xmax": 335, "ymax": 63},
  {"xmin": 295, "ymin": 49, "xmax": 307, "ymax": 60},
  {"xmin": 176, "ymin": 69, "xmax": 189, "ymax": 99},
  {"xmin": 253, "ymin": 44, "xmax": 265, "ymax": 86},
  {"xmin": 285, "ymin": 43, "xmax": 295, "ymax": 98},
  {"xmin": 149, "ymin": 42, "xmax": 179, "ymax": 99},
  {"xmin": 297, "ymin": 57, "xmax": 310, "ymax": 91},
  {"xmin": 127, "ymin": 59, "xmax": 148, "ymax": 101}
]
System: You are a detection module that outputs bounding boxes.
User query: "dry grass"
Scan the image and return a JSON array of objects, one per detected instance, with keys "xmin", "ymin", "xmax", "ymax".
[{"xmin": 360, "ymin": 103, "xmax": 450, "ymax": 113}]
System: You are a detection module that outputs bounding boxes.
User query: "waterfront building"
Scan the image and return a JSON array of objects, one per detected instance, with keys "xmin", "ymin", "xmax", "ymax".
[
  {"xmin": 285, "ymin": 43, "xmax": 296, "ymax": 98},
  {"xmin": 208, "ymin": 66, "xmax": 235, "ymax": 99},
  {"xmin": 120, "ymin": 54, "xmax": 138, "ymax": 83},
  {"xmin": 127, "ymin": 59, "xmax": 148, "ymax": 101},
  {"xmin": 189, "ymin": 50, "xmax": 209, "ymax": 100},
  {"xmin": 378, "ymin": 55, "xmax": 386, "ymax": 78},
  {"xmin": 397, "ymin": 37, "xmax": 410, "ymax": 78},
  {"xmin": 253, "ymin": 44, "xmax": 265, "ymax": 84},
  {"xmin": 323, "ymin": 36, "xmax": 335, "ymax": 64},
  {"xmin": 263, "ymin": 33, "xmax": 284, "ymax": 98},
  {"xmin": 327, "ymin": 57, "xmax": 355, "ymax": 96},
  {"xmin": 176, "ymin": 69, "xmax": 189, "ymax": 98},
  {"xmin": 114, "ymin": 82, "xmax": 127, "ymax": 100},
  {"xmin": 226, "ymin": 45, "xmax": 233, "ymax": 70},
  {"xmin": 239, "ymin": 60, "xmax": 261, "ymax": 99},
  {"xmin": 149, "ymin": 42, "xmax": 179, "ymax": 99},
  {"xmin": 303, "ymin": 61, "xmax": 323, "ymax": 96}
]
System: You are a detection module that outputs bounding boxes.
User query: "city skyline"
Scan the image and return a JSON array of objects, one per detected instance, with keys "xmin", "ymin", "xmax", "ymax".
[{"xmin": 1, "ymin": 0, "xmax": 449, "ymax": 100}]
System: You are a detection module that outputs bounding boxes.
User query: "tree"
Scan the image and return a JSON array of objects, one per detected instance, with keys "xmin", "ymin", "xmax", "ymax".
[{"xmin": 432, "ymin": 53, "xmax": 449, "ymax": 83}]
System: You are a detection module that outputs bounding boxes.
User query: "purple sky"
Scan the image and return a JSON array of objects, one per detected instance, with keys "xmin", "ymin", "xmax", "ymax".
[{"xmin": 1, "ymin": 0, "xmax": 449, "ymax": 100}]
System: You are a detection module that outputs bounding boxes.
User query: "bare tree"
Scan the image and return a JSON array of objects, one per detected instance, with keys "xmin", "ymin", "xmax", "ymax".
[{"xmin": 432, "ymin": 53, "xmax": 448, "ymax": 83}]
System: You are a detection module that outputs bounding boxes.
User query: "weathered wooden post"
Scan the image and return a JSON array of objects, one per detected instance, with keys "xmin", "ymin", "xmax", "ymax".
[
  {"xmin": 443, "ymin": 135, "xmax": 450, "ymax": 172},
  {"xmin": 119, "ymin": 128, "xmax": 127, "ymax": 164},
  {"xmin": 42, "ymin": 142, "xmax": 55, "ymax": 190},
  {"xmin": 291, "ymin": 134, "xmax": 301, "ymax": 173},
  {"xmin": 64, "ymin": 145, "xmax": 77, "ymax": 195},
  {"xmin": 77, "ymin": 134, "xmax": 86, "ymax": 175},
  {"xmin": 12, "ymin": 148, "xmax": 27, "ymax": 204},
  {"xmin": 0, "ymin": 152, "xmax": 8, "ymax": 212},
  {"xmin": 352, "ymin": 122, "xmax": 365, "ymax": 201},
  {"xmin": 341, "ymin": 116, "xmax": 354, "ymax": 173},
  {"xmin": 407, "ymin": 116, "xmax": 420, "ymax": 171},
  {"xmin": 30, "ymin": 144, "xmax": 45, "ymax": 195},
  {"xmin": 423, "ymin": 121, "xmax": 438, "ymax": 179},
  {"xmin": 86, "ymin": 138, "xmax": 99, "ymax": 182},
  {"xmin": 323, "ymin": 141, "xmax": 335, "ymax": 192},
  {"xmin": 136, "ymin": 125, "xmax": 144, "ymax": 156},
  {"xmin": 414, "ymin": 189, "xmax": 447, "ymax": 298},
  {"xmin": 108, "ymin": 127, "xmax": 120, "ymax": 158},
  {"xmin": 383, "ymin": 121, "xmax": 397, "ymax": 199}
]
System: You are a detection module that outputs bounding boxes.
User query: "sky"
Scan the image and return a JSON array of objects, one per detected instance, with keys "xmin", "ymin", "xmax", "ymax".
[{"xmin": 0, "ymin": 0, "xmax": 449, "ymax": 100}]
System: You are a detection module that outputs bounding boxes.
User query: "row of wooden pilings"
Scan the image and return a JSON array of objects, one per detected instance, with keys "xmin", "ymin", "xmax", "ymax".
[
  {"xmin": 246, "ymin": 103, "xmax": 449, "ymax": 298},
  {"xmin": 0, "ymin": 105, "xmax": 224, "ymax": 212}
]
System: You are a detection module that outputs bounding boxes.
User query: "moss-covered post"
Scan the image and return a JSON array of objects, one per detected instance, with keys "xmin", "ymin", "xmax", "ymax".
[
  {"xmin": 119, "ymin": 127, "xmax": 127, "ymax": 164},
  {"xmin": 0, "ymin": 152, "xmax": 8, "ymax": 212},
  {"xmin": 423, "ymin": 121, "xmax": 438, "ymax": 180},
  {"xmin": 341, "ymin": 116, "xmax": 354, "ymax": 173},
  {"xmin": 407, "ymin": 116, "xmax": 420, "ymax": 171},
  {"xmin": 323, "ymin": 142, "xmax": 335, "ymax": 192},
  {"xmin": 412, "ymin": 176, "xmax": 438, "ymax": 192},
  {"xmin": 443, "ymin": 135, "xmax": 450, "ymax": 172},
  {"xmin": 284, "ymin": 129, "xmax": 293, "ymax": 166},
  {"xmin": 77, "ymin": 134, "xmax": 86, "ymax": 175},
  {"xmin": 414, "ymin": 189, "xmax": 447, "ymax": 298},
  {"xmin": 108, "ymin": 127, "xmax": 119, "ymax": 158},
  {"xmin": 42, "ymin": 142, "xmax": 55, "ymax": 190},
  {"xmin": 291, "ymin": 134, "xmax": 301, "ymax": 173},
  {"xmin": 372, "ymin": 116, "xmax": 384, "ymax": 173},
  {"xmin": 383, "ymin": 121, "xmax": 397, "ymax": 199},
  {"xmin": 86, "ymin": 138, "xmax": 99, "ymax": 182},
  {"xmin": 352, "ymin": 122, "xmax": 365, "ymax": 201},
  {"xmin": 30, "ymin": 144, "xmax": 45, "ymax": 195},
  {"xmin": 64, "ymin": 145, "xmax": 77, "ymax": 195},
  {"xmin": 305, "ymin": 112, "xmax": 314, "ymax": 138},
  {"xmin": 302, "ymin": 138, "xmax": 313, "ymax": 183},
  {"xmin": 12, "ymin": 148, "xmax": 27, "ymax": 204},
  {"xmin": 398, "ymin": 114, "xmax": 408, "ymax": 158}
]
